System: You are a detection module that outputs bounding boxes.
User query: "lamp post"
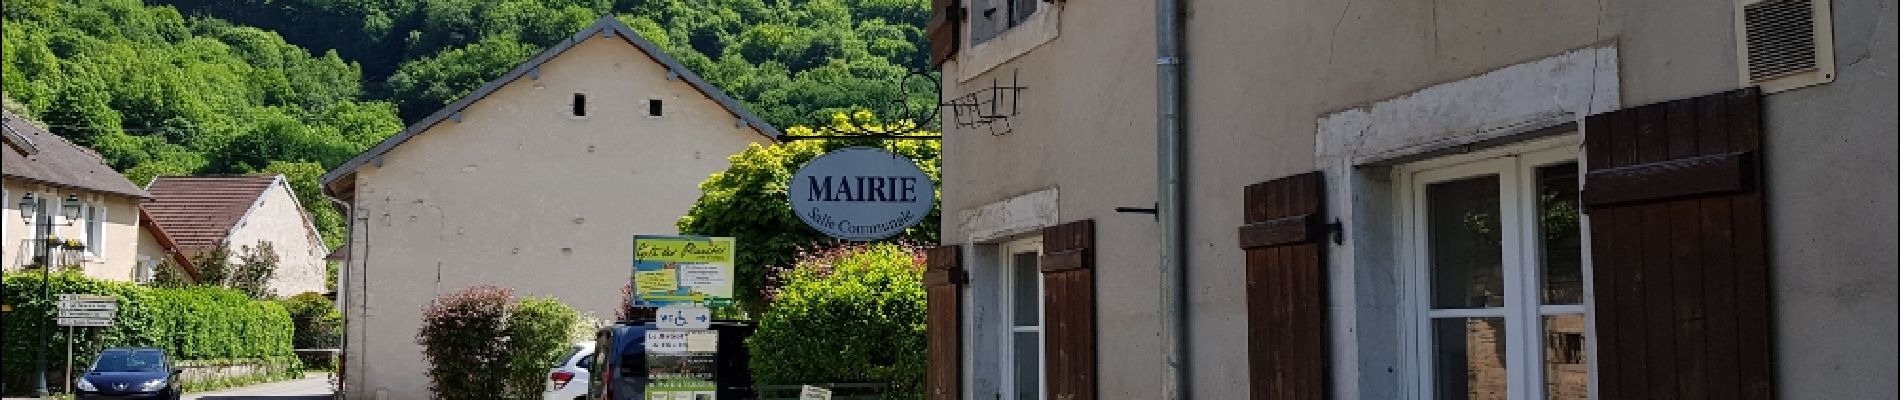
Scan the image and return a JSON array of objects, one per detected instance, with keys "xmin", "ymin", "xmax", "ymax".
[{"xmin": 19, "ymin": 192, "xmax": 81, "ymax": 398}]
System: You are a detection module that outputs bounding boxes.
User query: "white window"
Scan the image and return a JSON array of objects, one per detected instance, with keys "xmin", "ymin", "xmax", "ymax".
[
  {"xmin": 1400, "ymin": 142, "xmax": 1590, "ymax": 400},
  {"xmin": 1000, "ymin": 238, "xmax": 1044, "ymax": 400},
  {"xmin": 85, "ymin": 202, "xmax": 106, "ymax": 257},
  {"xmin": 136, "ymin": 255, "xmax": 157, "ymax": 283}
]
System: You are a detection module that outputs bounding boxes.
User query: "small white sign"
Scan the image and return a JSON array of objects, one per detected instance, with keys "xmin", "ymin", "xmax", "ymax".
[
  {"xmin": 58, "ymin": 294, "xmax": 113, "ymax": 302},
  {"xmin": 656, "ymin": 307, "xmax": 712, "ymax": 330},
  {"xmin": 57, "ymin": 318, "xmax": 112, "ymax": 327},
  {"xmin": 646, "ymin": 331, "xmax": 691, "ymax": 353},
  {"xmin": 58, "ymin": 310, "xmax": 115, "ymax": 319},
  {"xmin": 57, "ymin": 301, "xmax": 116, "ymax": 311},
  {"xmin": 800, "ymin": 385, "xmax": 833, "ymax": 400}
]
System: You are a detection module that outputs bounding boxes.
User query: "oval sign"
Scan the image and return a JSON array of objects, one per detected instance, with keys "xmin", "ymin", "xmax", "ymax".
[{"xmin": 789, "ymin": 147, "xmax": 935, "ymax": 241}]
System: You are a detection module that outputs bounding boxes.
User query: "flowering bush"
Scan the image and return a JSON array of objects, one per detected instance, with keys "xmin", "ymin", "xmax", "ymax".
[{"xmin": 417, "ymin": 286, "xmax": 582, "ymax": 399}]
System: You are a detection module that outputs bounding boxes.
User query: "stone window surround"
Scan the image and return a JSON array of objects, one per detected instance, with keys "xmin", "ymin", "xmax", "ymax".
[
  {"xmin": 959, "ymin": 0, "xmax": 1060, "ymax": 83},
  {"xmin": 952, "ymin": 187, "xmax": 1058, "ymax": 400},
  {"xmin": 1313, "ymin": 45, "xmax": 1619, "ymax": 399}
]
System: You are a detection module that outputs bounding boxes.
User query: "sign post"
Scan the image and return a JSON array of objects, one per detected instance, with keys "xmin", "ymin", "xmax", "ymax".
[
  {"xmin": 56, "ymin": 294, "xmax": 116, "ymax": 394},
  {"xmin": 632, "ymin": 235, "xmax": 734, "ymax": 399},
  {"xmin": 788, "ymin": 147, "xmax": 935, "ymax": 241}
]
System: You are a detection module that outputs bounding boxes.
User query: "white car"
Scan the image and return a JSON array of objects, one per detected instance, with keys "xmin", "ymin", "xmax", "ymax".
[{"xmin": 546, "ymin": 342, "xmax": 595, "ymax": 400}]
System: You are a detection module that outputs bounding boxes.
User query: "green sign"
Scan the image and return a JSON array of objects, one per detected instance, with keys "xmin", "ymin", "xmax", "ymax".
[{"xmin": 633, "ymin": 236, "xmax": 736, "ymax": 307}]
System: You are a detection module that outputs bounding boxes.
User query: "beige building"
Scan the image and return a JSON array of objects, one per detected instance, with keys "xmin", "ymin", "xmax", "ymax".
[
  {"xmin": 143, "ymin": 175, "xmax": 329, "ymax": 297},
  {"xmin": 320, "ymin": 17, "xmax": 778, "ymax": 398},
  {"xmin": 921, "ymin": 1, "xmax": 1894, "ymax": 400},
  {"xmin": 3, "ymin": 109, "xmax": 186, "ymax": 283}
]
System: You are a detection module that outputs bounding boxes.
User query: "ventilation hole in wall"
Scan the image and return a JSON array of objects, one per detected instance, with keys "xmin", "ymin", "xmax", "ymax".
[
  {"xmin": 648, "ymin": 99, "xmax": 664, "ymax": 117},
  {"xmin": 572, "ymin": 93, "xmax": 588, "ymax": 117},
  {"xmin": 1743, "ymin": 0, "xmax": 1818, "ymax": 82}
]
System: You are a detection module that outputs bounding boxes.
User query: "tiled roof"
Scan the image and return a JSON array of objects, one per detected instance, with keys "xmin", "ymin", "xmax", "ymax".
[
  {"xmin": 1, "ymin": 110, "xmax": 149, "ymax": 198},
  {"xmin": 143, "ymin": 175, "xmax": 279, "ymax": 249}
]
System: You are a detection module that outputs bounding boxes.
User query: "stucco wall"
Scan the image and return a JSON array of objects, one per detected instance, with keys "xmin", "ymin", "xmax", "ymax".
[
  {"xmin": 1, "ymin": 181, "xmax": 144, "ymax": 282},
  {"xmin": 939, "ymin": 0, "xmax": 1896, "ymax": 399},
  {"xmin": 224, "ymin": 181, "xmax": 327, "ymax": 297},
  {"xmin": 339, "ymin": 34, "xmax": 772, "ymax": 398}
]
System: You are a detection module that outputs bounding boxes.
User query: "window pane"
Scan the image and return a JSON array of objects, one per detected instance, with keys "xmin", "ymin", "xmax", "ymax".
[
  {"xmin": 1010, "ymin": 0, "xmax": 1039, "ymax": 26},
  {"xmin": 1013, "ymin": 251, "xmax": 1040, "ymax": 327},
  {"xmin": 1427, "ymin": 175, "xmax": 1505, "ymax": 309},
  {"xmin": 1543, "ymin": 314, "xmax": 1589, "ymax": 400},
  {"xmin": 1536, "ymin": 163, "xmax": 1584, "ymax": 305},
  {"xmin": 1013, "ymin": 332, "xmax": 1040, "ymax": 400},
  {"xmin": 1432, "ymin": 317, "xmax": 1509, "ymax": 400}
]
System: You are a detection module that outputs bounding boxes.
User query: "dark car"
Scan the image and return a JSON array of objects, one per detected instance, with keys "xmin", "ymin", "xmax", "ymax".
[{"xmin": 75, "ymin": 348, "xmax": 182, "ymax": 400}]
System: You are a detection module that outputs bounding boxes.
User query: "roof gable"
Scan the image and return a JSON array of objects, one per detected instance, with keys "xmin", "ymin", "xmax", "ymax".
[
  {"xmin": 142, "ymin": 175, "xmax": 280, "ymax": 249},
  {"xmin": 320, "ymin": 16, "xmax": 781, "ymax": 187},
  {"xmin": 1, "ymin": 110, "xmax": 150, "ymax": 198}
]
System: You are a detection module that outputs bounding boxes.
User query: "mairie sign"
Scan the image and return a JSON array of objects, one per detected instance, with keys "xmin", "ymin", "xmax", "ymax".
[{"xmin": 789, "ymin": 147, "xmax": 935, "ymax": 241}]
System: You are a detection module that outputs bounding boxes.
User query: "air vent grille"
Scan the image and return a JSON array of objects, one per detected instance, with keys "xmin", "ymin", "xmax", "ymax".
[
  {"xmin": 1736, "ymin": 0, "xmax": 1834, "ymax": 92},
  {"xmin": 1744, "ymin": 0, "xmax": 1817, "ymax": 81}
]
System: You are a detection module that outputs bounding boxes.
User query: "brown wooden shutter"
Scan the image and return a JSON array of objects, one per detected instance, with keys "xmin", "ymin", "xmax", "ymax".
[
  {"xmin": 925, "ymin": 245, "xmax": 965, "ymax": 400},
  {"xmin": 927, "ymin": 0, "xmax": 961, "ymax": 65},
  {"xmin": 1583, "ymin": 87, "xmax": 1773, "ymax": 400},
  {"xmin": 1041, "ymin": 219, "xmax": 1097, "ymax": 400},
  {"xmin": 1237, "ymin": 171, "xmax": 1328, "ymax": 400}
]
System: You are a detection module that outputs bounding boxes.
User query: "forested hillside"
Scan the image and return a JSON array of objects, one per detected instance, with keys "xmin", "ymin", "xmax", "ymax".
[
  {"xmin": 2, "ymin": 0, "xmax": 935, "ymax": 251},
  {"xmin": 155, "ymin": 0, "xmax": 937, "ymax": 125}
]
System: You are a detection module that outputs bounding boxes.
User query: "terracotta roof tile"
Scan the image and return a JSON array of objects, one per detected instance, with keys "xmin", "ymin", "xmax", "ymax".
[{"xmin": 143, "ymin": 175, "xmax": 278, "ymax": 249}]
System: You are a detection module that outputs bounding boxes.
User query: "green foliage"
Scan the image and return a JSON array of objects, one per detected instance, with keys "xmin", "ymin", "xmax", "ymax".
[
  {"xmin": 280, "ymin": 292, "xmax": 341, "ymax": 370},
  {"xmin": 2, "ymin": 0, "xmax": 399, "ymax": 254},
  {"xmin": 0, "ymin": 271, "xmax": 299, "ymax": 394},
  {"xmin": 188, "ymin": 241, "xmax": 280, "ymax": 299},
  {"xmin": 502, "ymin": 297, "xmax": 581, "ymax": 399},
  {"xmin": 150, "ymin": 0, "xmax": 936, "ymax": 130},
  {"xmin": 679, "ymin": 112, "xmax": 939, "ymax": 313},
  {"xmin": 748, "ymin": 243, "xmax": 926, "ymax": 399},
  {"xmin": 417, "ymin": 286, "xmax": 583, "ymax": 399}
]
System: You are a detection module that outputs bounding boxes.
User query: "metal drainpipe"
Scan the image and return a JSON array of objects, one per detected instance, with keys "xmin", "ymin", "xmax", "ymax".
[
  {"xmin": 322, "ymin": 192, "xmax": 352, "ymax": 397},
  {"xmin": 1156, "ymin": 0, "xmax": 1188, "ymax": 398}
]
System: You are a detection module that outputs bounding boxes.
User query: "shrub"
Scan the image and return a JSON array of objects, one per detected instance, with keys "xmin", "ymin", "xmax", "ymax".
[
  {"xmin": 502, "ymin": 297, "xmax": 579, "ymax": 399},
  {"xmin": 0, "ymin": 271, "xmax": 299, "ymax": 395},
  {"xmin": 416, "ymin": 285, "xmax": 513, "ymax": 399},
  {"xmin": 417, "ymin": 286, "xmax": 584, "ymax": 399},
  {"xmin": 281, "ymin": 292, "xmax": 342, "ymax": 369},
  {"xmin": 749, "ymin": 243, "xmax": 927, "ymax": 399}
]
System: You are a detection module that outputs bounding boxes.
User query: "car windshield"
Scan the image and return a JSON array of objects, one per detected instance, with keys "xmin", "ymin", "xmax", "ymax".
[{"xmin": 91, "ymin": 349, "xmax": 167, "ymax": 373}]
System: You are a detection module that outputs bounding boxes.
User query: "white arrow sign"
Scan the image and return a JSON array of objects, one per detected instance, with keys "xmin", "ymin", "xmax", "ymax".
[
  {"xmin": 58, "ymin": 310, "xmax": 115, "ymax": 319},
  {"xmin": 58, "ymin": 294, "xmax": 113, "ymax": 302},
  {"xmin": 57, "ymin": 301, "xmax": 116, "ymax": 311},
  {"xmin": 57, "ymin": 318, "xmax": 113, "ymax": 327},
  {"xmin": 655, "ymin": 306, "xmax": 711, "ymax": 330}
]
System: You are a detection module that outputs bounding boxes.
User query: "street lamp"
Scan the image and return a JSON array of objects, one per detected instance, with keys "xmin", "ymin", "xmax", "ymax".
[{"xmin": 18, "ymin": 192, "xmax": 80, "ymax": 397}]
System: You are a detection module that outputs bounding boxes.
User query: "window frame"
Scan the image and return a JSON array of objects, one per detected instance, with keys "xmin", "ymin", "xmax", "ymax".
[
  {"xmin": 84, "ymin": 201, "xmax": 105, "ymax": 258},
  {"xmin": 1395, "ymin": 136, "xmax": 1594, "ymax": 400},
  {"xmin": 957, "ymin": 0, "xmax": 1059, "ymax": 82},
  {"xmin": 998, "ymin": 237, "xmax": 1045, "ymax": 400}
]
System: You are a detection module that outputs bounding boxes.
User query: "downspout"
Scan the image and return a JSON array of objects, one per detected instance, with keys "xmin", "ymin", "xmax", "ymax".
[
  {"xmin": 322, "ymin": 191, "xmax": 352, "ymax": 397},
  {"xmin": 1156, "ymin": 0, "xmax": 1188, "ymax": 398}
]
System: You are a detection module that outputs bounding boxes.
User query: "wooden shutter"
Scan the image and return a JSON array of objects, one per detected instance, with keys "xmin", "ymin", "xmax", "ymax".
[
  {"xmin": 924, "ymin": 245, "xmax": 965, "ymax": 400},
  {"xmin": 1237, "ymin": 171, "xmax": 1328, "ymax": 400},
  {"xmin": 927, "ymin": 0, "xmax": 961, "ymax": 65},
  {"xmin": 1041, "ymin": 219, "xmax": 1097, "ymax": 400},
  {"xmin": 1583, "ymin": 87, "xmax": 1773, "ymax": 400}
]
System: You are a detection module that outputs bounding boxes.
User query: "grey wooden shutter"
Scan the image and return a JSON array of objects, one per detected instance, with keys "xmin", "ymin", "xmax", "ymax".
[
  {"xmin": 1583, "ymin": 87, "xmax": 1774, "ymax": 400},
  {"xmin": 1237, "ymin": 171, "xmax": 1328, "ymax": 400},
  {"xmin": 924, "ymin": 245, "xmax": 965, "ymax": 400},
  {"xmin": 1041, "ymin": 219, "xmax": 1097, "ymax": 400},
  {"xmin": 927, "ymin": 0, "xmax": 961, "ymax": 65}
]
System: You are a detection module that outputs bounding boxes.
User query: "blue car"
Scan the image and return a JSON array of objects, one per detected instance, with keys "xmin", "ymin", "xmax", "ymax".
[{"xmin": 75, "ymin": 348, "xmax": 182, "ymax": 400}]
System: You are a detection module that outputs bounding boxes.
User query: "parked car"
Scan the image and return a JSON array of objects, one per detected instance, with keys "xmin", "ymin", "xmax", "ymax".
[
  {"xmin": 74, "ymin": 347, "xmax": 182, "ymax": 400},
  {"xmin": 547, "ymin": 342, "xmax": 595, "ymax": 400}
]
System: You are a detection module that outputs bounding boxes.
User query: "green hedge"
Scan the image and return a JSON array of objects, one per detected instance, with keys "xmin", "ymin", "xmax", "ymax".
[
  {"xmin": 0, "ymin": 271, "xmax": 298, "ymax": 394},
  {"xmin": 749, "ymin": 243, "xmax": 926, "ymax": 400}
]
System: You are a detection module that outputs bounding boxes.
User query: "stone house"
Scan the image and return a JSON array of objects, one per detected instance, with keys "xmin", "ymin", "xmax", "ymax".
[{"xmin": 142, "ymin": 175, "xmax": 329, "ymax": 296}]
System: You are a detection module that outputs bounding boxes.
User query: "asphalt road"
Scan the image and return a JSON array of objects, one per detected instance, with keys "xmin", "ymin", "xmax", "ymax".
[{"xmin": 182, "ymin": 374, "xmax": 333, "ymax": 400}]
